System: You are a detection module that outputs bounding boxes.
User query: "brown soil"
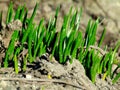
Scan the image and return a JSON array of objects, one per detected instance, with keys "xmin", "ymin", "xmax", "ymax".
[{"xmin": 0, "ymin": 0, "xmax": 120, "ymax": 90}]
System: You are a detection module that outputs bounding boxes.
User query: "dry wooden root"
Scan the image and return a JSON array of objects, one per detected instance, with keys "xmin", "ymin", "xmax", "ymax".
[{"xmin": 0, "ymin": 77, "xmax": 85, "ymax": 89}]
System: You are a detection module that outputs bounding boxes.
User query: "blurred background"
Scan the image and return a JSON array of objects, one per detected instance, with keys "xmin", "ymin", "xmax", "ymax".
[{"xmin": 0, "ymin": 0, "xmax": 120, "ymax": 47}]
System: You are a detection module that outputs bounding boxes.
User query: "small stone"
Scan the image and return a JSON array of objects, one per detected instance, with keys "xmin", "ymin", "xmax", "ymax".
[
  {"xmin": 25, "ymin": 74, "xmax": 32, "ymax": 79},
  {"xmin": 7, "ymin": 20, "xmax": 22, "ymax": 31}
]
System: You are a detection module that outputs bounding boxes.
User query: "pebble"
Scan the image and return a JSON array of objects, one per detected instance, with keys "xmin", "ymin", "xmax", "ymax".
[{"xmin": 25, "ymin": 74, "xmax": 32, "ymax": 79}]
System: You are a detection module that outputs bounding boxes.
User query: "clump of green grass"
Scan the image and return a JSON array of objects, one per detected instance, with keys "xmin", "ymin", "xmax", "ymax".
[
  {"xmin": 1, "ymin": 2, "xmax": 120, "ymax": 83},
  {"xmin": 51, "ymin": 7, "xmax": 82, "ymax": 64}
]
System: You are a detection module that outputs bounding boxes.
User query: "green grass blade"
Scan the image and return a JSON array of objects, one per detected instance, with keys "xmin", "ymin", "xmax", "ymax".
[
  {"xmin": 39, "ymin": 42, "xmax": 46, "ymax": 56},
  {"xmin": 45, "ymin": 6, "xmax": 59, "ymax": 45},
  {"xmin": 4, "ymin": 30, "xmax": 19, "ymax": 67},
  {"xmin": 19, "ymin": 6, "xmax": 25, "ymax": 22},
  {"xmin": 53, "ymin": 6, "xmax": 60, "ymax": 28},
  {"xmin": 107, "ymin": 51, "xmax": 114, "ymax": 78},
  {"xmin": 59, "ymin": 30, "xmax": 67, "ymax": 63},
  {"xmin": 78, "ymin": 47, "xmax": 84, "ymax": 63},
  {"xmin": 90, "ymin": 50, "xmax": 100, "ymax": 83},
  {"xmin": 108, "ymin": 41, "xmax": 120, "ymax": 78},
  {"xmin": 34, "ymin": 18, "xmax": 44, "ymax": 48},
  {"xmin": 75, "ymin": 8, "xmax": 82, "ymax": 30},
  {"xmin": 37, "ymin": 19, "xmax": 44, "ymax": 38},
  {"xmin": 112, "ymin": 64, "xmax": 120, "ymax": 79},
  {"xmin": 88, "ymin": 19, "xmax": 98, "ymax": 46},
  {"xmin": 71, "ymin": 31, "xmax": 82, "ymax": 58},
  {"xmin": 84, "ymin": 51, "xmax": 92, "ymax": 71},
  {"xmin": 62, "ymin": 7, "xmax": 72, "ymax": 31},
  {"xmin": 14, "ymin": 46, "xmax": 22, "ymax": 73},
  {"xmin": 113, "ymin": 41, "xmax": 120, "ymax": 55},
  {"xmin": 6, "ymin": 2, "xmax": 13, "ymax": 24},
  {"xmin": 13, "ymin": 54, "xmax": 19, "ymax": 74},
  {"xmin": 21, "ymin": 25, "xmax": 31, "ymax": 44},
  {"xmin": 47, "ymin": 29, "xmax": 56, "ymax": 47},
  {"xmin": 21, "ymin": 4, "xmax": 38, "ymax": 43},
  {"xmin": 34, "ymin": 28, "xmax": 45, "ymax": 58},
  {"xmin": 98, "ymin": 28, "xmax": 106, "ymax": 47},
  {"xmin": 84, "ymin": 19, "xmax": 91, "ymax": 46},
  {"xmin": 63, "ymin": 30, "xmax": 76, "ymax": 63},
  {"xmin": 14, "ymin": 6, "xmax": 21, "ymax": 20},
  {"xmin": 70, "ymin": 10, "xmax": 77, "ymax": 29},
  {"xmin": 22, "ymin": 9, "xmax": 28, "ymax": 29},
  {"xmin": 29, "ymin": 3, "xmax": 38, "ymax": 24},
  {"xmin": 112, "ymin": 73, "xmax": 120, "ymax": 84},
  {"xmin": 22, "ymin": 54, "xmax": 28, "ymax": 71},
  {"xmin": 45, "ymin": 18, "xmax": 51, "ymax": 44},
  {"xmin": 107, "ymin": 41, "xmax": 120, "ymax": 78},
  {"xmin": 51, "ymin": 33, "xmax": 60, "ymax": 60},
  {"xmin": 28, "ymin": 26, "xmax": 35, "ymax": 63}
]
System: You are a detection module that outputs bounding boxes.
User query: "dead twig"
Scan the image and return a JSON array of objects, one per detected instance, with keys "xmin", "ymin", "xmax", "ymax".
[
  {"xmin": 89, "ymin": 45, "xmax": 107, "ymax": 55},
  {"xmin": 79, "ymin": 45, "xmax": 107, "ymax": 55},
  {"xmin": 0, "ymin": 77, "xmax": 85, "ymax": 89}
]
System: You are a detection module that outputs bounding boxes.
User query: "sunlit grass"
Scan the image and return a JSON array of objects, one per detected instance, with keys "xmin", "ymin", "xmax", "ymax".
[{"xmin": 2, "ymin": 2, "xmax": 120, "ymax": 83}]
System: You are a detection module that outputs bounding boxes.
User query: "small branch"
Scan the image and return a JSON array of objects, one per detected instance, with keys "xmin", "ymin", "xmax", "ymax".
[
  {"xmin": 89, "ymin": 45, "xmax": 107, "ymax": 55},
  {"xmin": 81, "ymin": 45, "xmax": 107, "ymax": 55},
  {"xmin": 0, "ymin": 77, "xmax": 85, "ymax": 89}
]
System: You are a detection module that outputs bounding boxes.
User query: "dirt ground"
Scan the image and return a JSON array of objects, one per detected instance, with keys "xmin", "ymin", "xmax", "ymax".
[{"xmin": 0, "ymin": 0, "xmax": 120, "ymax": 90}]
